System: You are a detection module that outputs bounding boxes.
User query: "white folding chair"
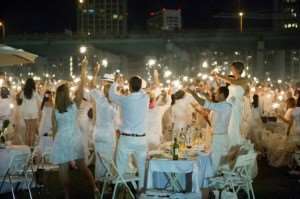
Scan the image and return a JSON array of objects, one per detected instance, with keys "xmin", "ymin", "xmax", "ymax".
[
  {"xmin": 0, "ymin": 152, "xmax": 33, "ymax": 199},
  {"xmin": 96, "ymin": 152, "xmax": 139, "ymax": 199},
  {"xmin": 209, "ymin": 152, "xmax": 257, "ymax": 199}
]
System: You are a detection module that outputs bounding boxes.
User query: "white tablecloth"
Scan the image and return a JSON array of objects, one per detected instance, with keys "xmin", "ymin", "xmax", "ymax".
[
  {"xmin": 146, "ymin": 152, "xmax": 214, "ymax": 193},
  {"xmin": 196, "ymin": 152, "xmax": 214, "ymax": 188},
  {"xmin": 147, "ymin": 159, "xmax": 200, "ymax": 193},
  {"xmin": 0, "ymin": 145, "xmax": 31, "ymax": 193}
]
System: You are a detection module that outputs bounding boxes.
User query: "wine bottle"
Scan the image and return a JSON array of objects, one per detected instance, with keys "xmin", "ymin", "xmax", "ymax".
[{"xmin": 173, "ymin": 138, "xmax": 179, "ymax": 160}]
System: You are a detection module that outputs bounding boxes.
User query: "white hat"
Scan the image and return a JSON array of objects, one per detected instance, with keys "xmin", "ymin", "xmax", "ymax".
[{"xmin": 101, "ymin": 73, "xmax": 114, "ymax": 82}]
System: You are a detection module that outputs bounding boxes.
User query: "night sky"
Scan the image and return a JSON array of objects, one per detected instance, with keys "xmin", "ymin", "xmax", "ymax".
[{"xmin": 0, "ymin": 0, "xmax": 274, "ymax": 34}]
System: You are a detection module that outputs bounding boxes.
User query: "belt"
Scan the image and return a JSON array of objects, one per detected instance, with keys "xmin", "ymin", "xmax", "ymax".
[{"xmin": 120, "ymin": 132, "xmax": 145, "ymax": 137}]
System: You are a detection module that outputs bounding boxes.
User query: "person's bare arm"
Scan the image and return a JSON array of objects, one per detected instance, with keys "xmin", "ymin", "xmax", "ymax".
[
  {"xmin": 51, "ymin": 109, "xmax": 57, "ymax": 137},
  {"xmin": 91, "ymin": 99, "xmax": 96, "ymax": 127},
  {"xmin": 188, "ymin": 89, "xmax": 205, "ymax": 106},
  {"xmin": 75, "ymin": 58, "xmax": 88, "ymax": 107},
  {"xmin": 91, "ymin": 62, "xmax": 100, "ymax": 89},
  {"xmin": 215, "ymin": 74, "xmax": 247, "ymax": 85}
]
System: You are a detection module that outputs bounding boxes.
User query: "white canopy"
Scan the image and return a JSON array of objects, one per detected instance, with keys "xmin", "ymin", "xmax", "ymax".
[{"xmin": 0, "ymin": 45, "xmax": 38, "ymax": 67}]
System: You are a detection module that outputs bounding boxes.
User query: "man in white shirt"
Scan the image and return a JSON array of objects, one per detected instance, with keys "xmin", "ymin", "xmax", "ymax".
[
  {"xmin": 190, "ymin": 86, "xmax": 232, "ymax": 173},
  {"xmin": 109, "ymin": 76, "xmax": 149, "ymax": 191},
  {"xmin": 0, "ymin": 87, "xmax": 12, "ymax": 129}
]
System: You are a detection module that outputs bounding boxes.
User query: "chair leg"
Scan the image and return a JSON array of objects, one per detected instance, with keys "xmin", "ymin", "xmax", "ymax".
[
  {"xmin": 124, "ymin": 182, "xmax": 135, "ymax": 199},
  {"xmin": 249, "ymin": 183, "xmax": 255, "ymax": 199},
  {"xmin": 8, "ymin": 175, "xmax": 16, "ymax": 199},
  {"xmin": 0, "ymin": 172, "xmax": 8, "ymax": 192},
  {"xmin": 100, "ymin": 181, "xmax": 107, "ymax": 199},
  {"xmin": 112, "ymin": 183, "xmax": 119, "ymax": 199},
  {"xmin": 25, "ymin": 173, "xmax": 33, "ymax": 199}
]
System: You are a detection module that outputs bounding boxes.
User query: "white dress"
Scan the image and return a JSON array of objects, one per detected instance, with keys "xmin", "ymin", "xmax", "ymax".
[
  {"xmin": 290, "ymin": 107, "xmax": 300, "ymax": 144},
  {"xmin": 37, "ymin": 106, "xmax": 53, "ymax": 155},
  {"xmin": 90, "ymin": 90, "xmax": 117, "ymax": 180},
  {"xmin": 51, "ymin": 104, "xmax": 84, "ymax": 164},
  {"xmin": 227, "ymin": 85, "xmax": 245, "ymax": 147},
  {"xmin": 146, "ymin": 96, "xmax": 171, "ymax": 147},
  {"xmin": 20, "ymin": 91, "xmax": 41, "ymax": 120},
  {"xmin": 171, "ymin": 94, "xmax": 195, "ymax": 138},
  {"xmin": 77, "ymin": 100, "xmax": 93, "ymax": 164},
  {"xmin": 240, "ymin": 96, "xmax": 253, "ymax": 138}
]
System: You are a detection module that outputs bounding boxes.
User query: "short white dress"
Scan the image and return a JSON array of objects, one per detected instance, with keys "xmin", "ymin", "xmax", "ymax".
[
  {"xmin": 51, "ymin": 104, "xmax": 84, "ymax": 165},
  {"xmin": 37, "ymin": 106, "xmax": 54, "ymax": 155},
  {"xmin": 20, "ymin": 91, "xmax": 41, "ymax": 120}
]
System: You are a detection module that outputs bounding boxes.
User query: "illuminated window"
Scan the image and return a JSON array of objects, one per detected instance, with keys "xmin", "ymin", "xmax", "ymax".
[{"xmin": 113, "ymin": 14, "xmax": 118, "ymax": 19}]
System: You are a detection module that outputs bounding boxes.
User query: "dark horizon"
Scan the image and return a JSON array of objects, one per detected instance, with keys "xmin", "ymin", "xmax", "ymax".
[{"xmin": 0, "ymin": 0, "xmax": 275, "ymax": 34}]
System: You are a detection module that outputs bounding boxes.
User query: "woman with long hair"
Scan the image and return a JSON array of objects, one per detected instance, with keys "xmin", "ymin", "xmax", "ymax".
[
  {"xmin": 214, "ymin": 62, "xmax": 249, "ymax": 146},
  {"xmin": 37, "ymin": 90, "xmax": 54, "ymax": 155},
  {"xmin": 51, "ymin": 59, "xmax": 98, "ymax": 199},
  {"xmin": 20, "ymin": 78, "xmax": 41, "ymax": 146}
]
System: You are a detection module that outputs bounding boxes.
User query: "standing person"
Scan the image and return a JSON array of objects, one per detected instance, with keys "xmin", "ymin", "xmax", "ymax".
[
  {"xmin": 90, "ymin": 62, "xmax": 118, "ymax": 181},
  {"xmin": 290, "ymin": 97, "xmax": 300, "ymax": 142},
  {"xmin": 170, "ymin": 90, "xmax": 195, "ymax": 139},
  {"xmin": 146, "ymin": 89, "xmax": 171, "ymax": 150},
  {"xmin": 51, "ymin": 59, "xmax": 98, "ymax": 199},
  {"xmin": 37, "ymin": 90, "xmax": 54, "ymax": 155},
  {"xmin": 109, "ymin": 75, "xmax": 149, "ymax": 192},
  {"xmin": 189, "ymin": 87, "xmax": 232, "ymax": 172},
  {"xmin": 214, "ymin": 62, "xmax": 248, "ymax": 146},
  {"xmin": 0, "ymin": 87, "xmax": 12, "ymax": 129},
  {"xmin": 19, "ymin": 78, "xmax": 41, "ymax": 147},
  {"xmin": 91, "ymin": 83, "xmax": 118, "ymax": 181}
]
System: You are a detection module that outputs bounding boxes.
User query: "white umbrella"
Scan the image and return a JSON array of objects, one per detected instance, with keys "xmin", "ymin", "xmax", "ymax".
[{"xmin": 0, "ymin": 45, "xmax": 38, "ymax": 67}]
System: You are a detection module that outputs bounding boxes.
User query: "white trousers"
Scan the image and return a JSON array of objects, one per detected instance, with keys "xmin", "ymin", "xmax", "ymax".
[
  {"xmin": 116, "ymin": 136, "xmax": 147, "ymax": 189},
  {"xmin": 211, "ymin": 134, "xmax": 229, "ymax": 173}
]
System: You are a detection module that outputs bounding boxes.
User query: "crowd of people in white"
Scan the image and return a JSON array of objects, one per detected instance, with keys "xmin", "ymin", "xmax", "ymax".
[{"xmin": 0, "ymin": 59, "xmax": 299, "ymax": 198}]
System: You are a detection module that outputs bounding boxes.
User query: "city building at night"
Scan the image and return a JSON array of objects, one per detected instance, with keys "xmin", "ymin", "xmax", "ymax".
[
  {"xmin": 281, "ymin": 0, "xmax": 300, "ymax": 30},
  {"xmin": 147, "ymin": 9, "xmax": 182, "ymax": 31},
  {"xmin": 77, "ymin": 0, "xmax": 127, "ymax": 37}
]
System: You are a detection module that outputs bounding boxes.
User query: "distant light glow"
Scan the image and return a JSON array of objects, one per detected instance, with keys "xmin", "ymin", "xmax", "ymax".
[
  {"xmin": 79, "ymin": 46, "xmax": 87, "ymax": 54},
  {"xmin": 202, "ymin": 61, "xmax": 208, "ymax": 68},
  {"xmin": 164, "ymin": 70, "xmax": 172, "ymax": 78},
  {"xmin": 272, "ymin": 103, "xmax": 280, "ymax": 109},
  {"xmin": 102, "ymin": 59, "xmax": 108, "ymax": 68},
  {"xmin": 202, "ymin": 74, "xmax": 208, "ymax": 80},
  {"xmin": 147, "ymin": 59, "xmax": 156, "ymax": 67}
]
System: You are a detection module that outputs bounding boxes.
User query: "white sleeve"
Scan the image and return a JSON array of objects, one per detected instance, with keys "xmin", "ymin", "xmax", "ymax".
[
  {"xmin": 204, "ymin": 100, "xmax": 225, "ymax": 112},
  {"xmin": 109, "ymin": 83, "xmax": 125, "ymax": 105}
]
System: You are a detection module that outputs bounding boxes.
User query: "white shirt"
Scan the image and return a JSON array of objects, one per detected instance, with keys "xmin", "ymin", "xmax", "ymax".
[
  {"xmin": 292, "ymin": 107, "xmax": 300, "ymax": 134},
  {"xmin": 204, "ymin": 100, "xmax": 232, "ymax": 135},
  {"xmin": 171, "ymin": 93, "xmax": 195, "ymax": 129},
  {"xmin": 109, "ymin": 83, "xmax": 149, "ymax": 135},
  {"xmin": 0, "ymin": 98, "xmax": 12, "ymax": 127}
]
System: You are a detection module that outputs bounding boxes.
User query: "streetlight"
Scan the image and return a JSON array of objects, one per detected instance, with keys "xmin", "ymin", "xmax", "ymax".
[
  {"xmin": 78, "ymin": 0, "xmax": 85, "ymax": 35},
  {"xmin": 79, "ymin": 46, "xmax": 87, "ymax": 54},
  {"xmin": 239, "ymin": 12, "xmax": 244, "ymax": 33},
  {"xmin": 0, "ymin": 21, "xmax": 5, "ymax": 41},
  {"xmin": 101, "ymin": 59, "xmax": 108, "ymax": 68}
]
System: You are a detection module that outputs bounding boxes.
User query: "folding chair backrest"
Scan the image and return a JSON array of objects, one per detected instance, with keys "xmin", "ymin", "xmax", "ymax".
[
  {"xmin": 96, "ymin": 152, "xmax": 116, "ymax": 178},
  {"xmin": 233, "ymin": 153, "xmax": 257, "ymax": 178},
  {"xmin": 8, "ymin": 153, "xmax": 30, "ymax": 175}
]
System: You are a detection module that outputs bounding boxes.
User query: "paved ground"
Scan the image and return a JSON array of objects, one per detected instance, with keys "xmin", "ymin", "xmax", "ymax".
[{"xmin": 1, "ymin": 159, "xmax": 299, "ymax": 199}]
